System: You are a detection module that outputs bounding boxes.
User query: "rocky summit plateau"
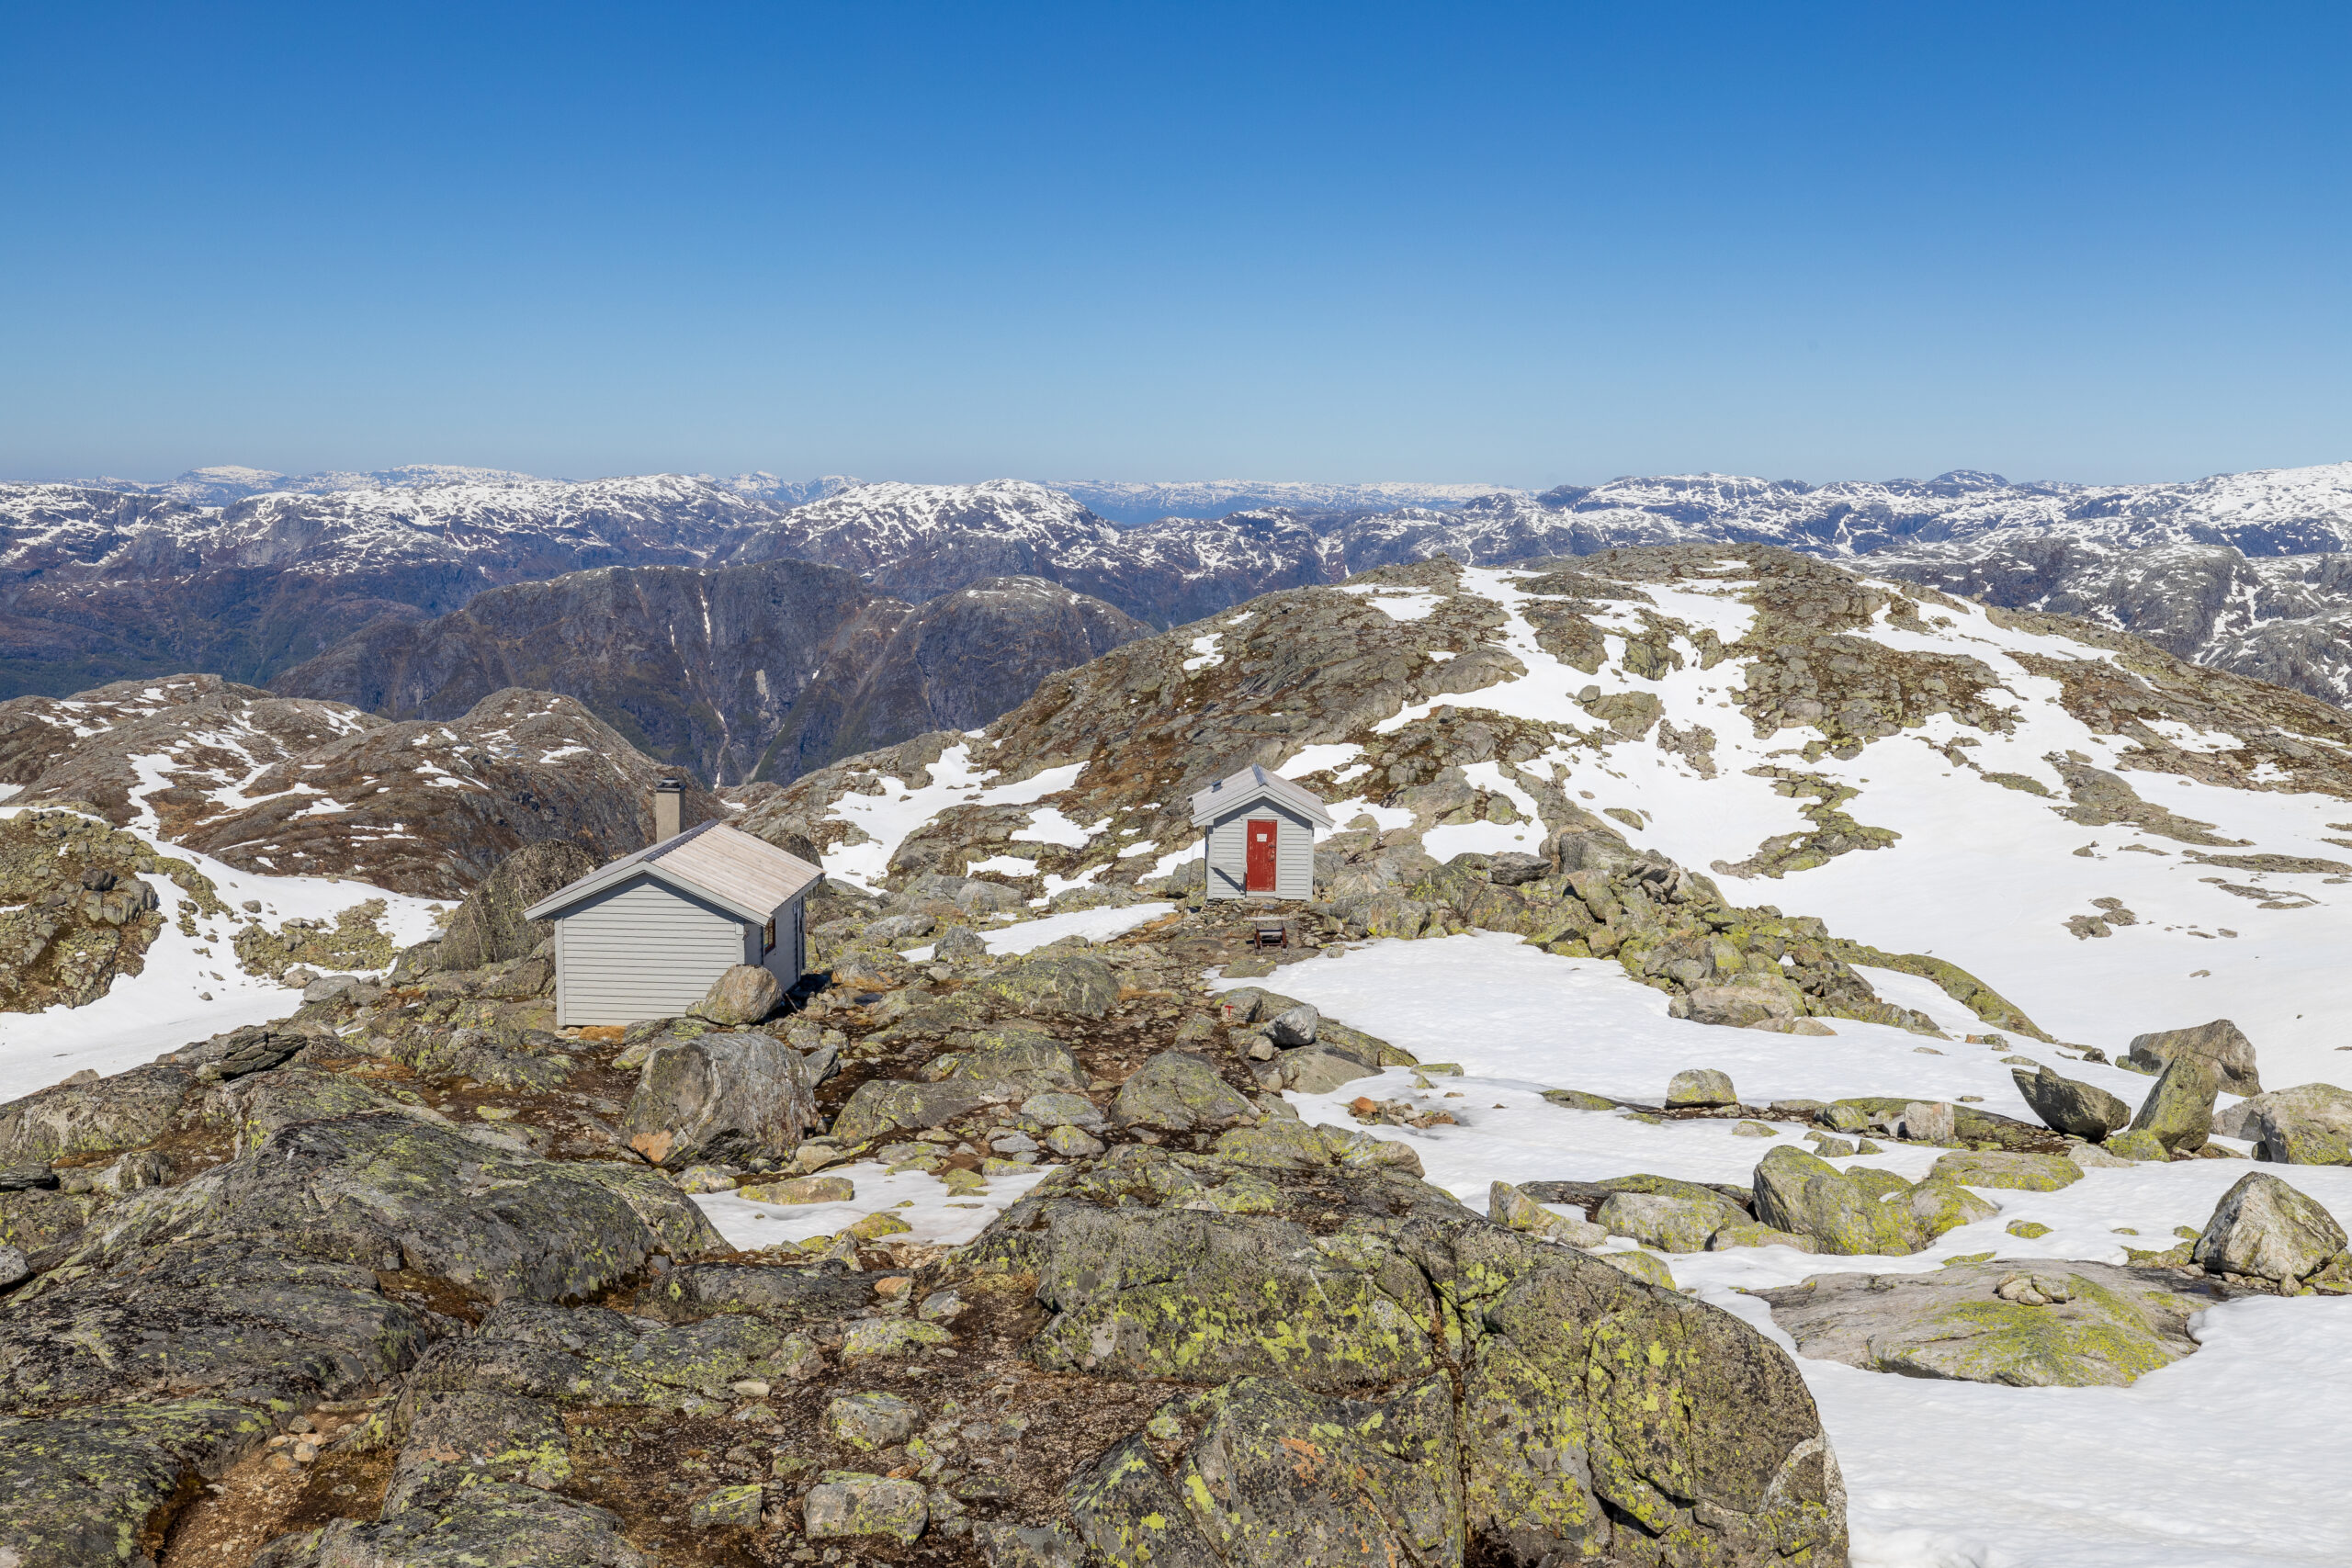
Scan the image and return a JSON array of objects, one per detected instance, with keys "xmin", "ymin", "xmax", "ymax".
[{"xmin": 5, "ymin": 530, "xmax": 2352, "ymax": 1568}]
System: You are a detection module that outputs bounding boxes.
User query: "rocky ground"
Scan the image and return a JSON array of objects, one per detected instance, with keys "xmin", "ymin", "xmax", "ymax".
[
  {"xmin": 0, "ymin": 854, "xmax": 1870, "ymax": 1568},
  {"xmin": 0, "ymin": 680, "xmax": 723, "ymax": 897}
]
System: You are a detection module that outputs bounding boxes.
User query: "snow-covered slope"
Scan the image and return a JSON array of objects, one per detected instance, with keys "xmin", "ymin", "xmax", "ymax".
[
  {"xmin": 1047, "ymin": 478, "xmax": 1528, "ymax": 522},
  {"xmin": 728, "ymin": 479, "xmax": 1123, "ymax": 600},
  {"xmin": 733, "ymin": 544, "xmax": 2352, "ymax": 1564},
  {"xmin": 751, "ymin": 543, "xmax": 2352, "ymax": 1085},
  {"xmin": 0, "ymin": 678, "xmax": 714, "ymax": 897},
  {"xmin": 0, "ymin": 804, "xmax": 441, "ymax": 1094}
]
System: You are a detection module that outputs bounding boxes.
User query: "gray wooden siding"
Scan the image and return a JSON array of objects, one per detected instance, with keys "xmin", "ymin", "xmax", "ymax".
[
  {"xmin": 754, "ymin": 897, "xmax": 808, "ymax": 994},
  {"xmin": 553, "ymin": 874, "xmax": 749, "ymax": 1027},
  {"xmin": 1204, "ymin": 797, "xmax": 1317, "ymax": 901}
]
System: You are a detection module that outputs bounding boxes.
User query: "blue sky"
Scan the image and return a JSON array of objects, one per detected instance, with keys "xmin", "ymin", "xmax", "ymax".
[{"xmin": 3, "ymin": 2, "xmax": 2346, "ymax": 488}]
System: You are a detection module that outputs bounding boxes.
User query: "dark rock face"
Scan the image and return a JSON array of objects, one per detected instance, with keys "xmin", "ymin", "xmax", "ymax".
[
  {"xmin": 763, "ymin": 576, "xmax": 1148, "ymax": 784},
  {"xmin": 275, "ymin": 560, "xmax": 1147, "ymax": 786},
  {"xmin": 273, "ymin": 558, "xmax": 893, "ymax": 786},
  {"xmin": 2011, "ymin": 1064, "xmax": 2132, "ymax": 1140},
  {"xmin": 435, "ymin": 839, "xmax": 598, "ymax": 971},
  {"xmin": 2122, "ymin": 1019, "xmax": 2262, "ymax": 1094}
]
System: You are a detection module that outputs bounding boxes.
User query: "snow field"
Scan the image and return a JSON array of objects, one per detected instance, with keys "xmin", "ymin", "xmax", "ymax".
[
  {"xmin": 695, "ymin": 1156, "xmax": 1056, "ymax": 1254},
  {"xmin": 1233, "ymin": 934, "xmax": 2352, "ymax": 1568},
  {"xmin": 0, "ymin": 805, "xmax": 442, "ymax": 1100}
]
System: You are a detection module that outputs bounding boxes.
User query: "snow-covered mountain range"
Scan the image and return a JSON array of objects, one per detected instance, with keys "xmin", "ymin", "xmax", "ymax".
[
  {"xmin": 10, "ymin": 461, "xmax": 2352, "ymax": 720},
  {"xmin": 1046, "ymin": 478, "xmax": 1527, "ymax": 522}
]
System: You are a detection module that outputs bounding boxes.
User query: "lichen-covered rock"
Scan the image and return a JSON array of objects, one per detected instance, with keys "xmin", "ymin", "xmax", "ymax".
[
  {"xmin": 0, "ymin": 810, "xmax": 169, "ymax": 1012},
  {"xmin": 807, "ymin": 1472, "xmax": 930, "ymax": 1542},
  {"xmin": 274, "ymin": 1481, "xmax": 650, "ymax": 1566},
  {"xmin": 831, "ymin": 1032, "xmax": 1084, "ymax": 1145},
  {"xmin": 0, "ymin": 1397, "xmax": 270, "ymax": 1568},
  {"xmin": 1905, "ymin": 1177, "xmax": 1998, "ymax": 1238},
  {"xmin": 828, "ymin": 1391, "xmax": 920, "ymax": 1450},
  {"xmin": 1268, "ymin": 1045, "xmax": 1379, "ymax": 1095},
  {"xmin": 962, "ymin": 1144, "xmax": 1848, "ymax": 1568},
  {"xmin": 1751, "ymin": 1145, "xmax": 1918, "ymax": 1255},
  {"xmin": 2233, "ymin": 1082, "xmax": 2352, "ymax": 1165},
  {"xmin": 1488, "ymin": 1180, "xmax": 1608, "ymax": 1247},
  {"xmin": 1708, "ymin": 1219, "xmax": 1816, "ymax": 1252},
  {"xmin": 627, "ymin": 1261, "xmax": 872, "ymax": 1325},
  {"xmin": 434, "ymin": 839, "xmax": 596, "ymax": 971},
  {"xmin": 976, "ymin": 951, "xmax": 1119, "ymax": 1018},
  {"xmin": 693, "ymin": 1483, "xmax": 765, "ymax": 1531},
  {"xmin": 1826, "ymin": 1096, "xmax": 2053, "ymax": 1153},
  {"xmin": 2127, "ymin": 1052, "xmax": 2221, "ymax": 1155},
  {"xmin": 1265, "ymin": 1003, "xmax": 1319, "ymax": 1046},
  {"xmin": 2121, "ymin": 1018, "xmax": 2262, "ymax": 1093},
  {"xmin": 1069, "ymin": 1378, "xmax": 1462, "ymax": 1568},
  {"xmin": 60, "ymin": 1111, "xmax": 718, "ymax": 1305},
  {"xmin": 1927, "ymin": 1150, "xmax": 2084, "ymax": 1192},
  {"xmin": 2193, "ymin": 1172, "xmax": 2349, "ymax": 1288},
  {"xmin": 623, "ymin": 1030, "xmax": 816, "ymax": 1168},
  {"xmin": 2106, "ymin": 1129, "xmax": 2171, "ymax": 1162},
  {"xmin": 1594, "ymin": 1190, "xmax": 1722, "ymax": 1253},
  {"xmin": 1670, "ymin": 981, "xmax": 1799, "ymax": 1029},
  {"xmin": 0, "ymin": 1061, "xmax": 196, "ymax": 1167},
  {"xmin": 1665, "ymin": 1067, "xmax": 1737, "ymax": 1107},
  {"xmin": 1759, "ymin": 1260, "xmax": 2209, "ymax": 1386},
  {"xmin": 934, "ymin": 923, "xmax": 989, "ymax": 962},
  {"xmin": 738, "ymin": 1174, "xmax": 855, "ymax": 1204},
  {"xmin": 2012, "ymin": 1063, "xmax": 2131, "ymax": 1139},
  {"xmin": 1112, "ymin": 1051, "xmax": 1253, "ymax": 1133},
  {"xmin": 693, "ymin": 963, "xmax": 785, "ymax": 1025},
  {"xmin": 233, "ymin": 898, "xmax": 397, "ymax": 981},
  {"xmin": 841, "ymin": 1317, "xmax": 951, "ymax": 1359},
  {"xmin": 200, "ymin": 1066, "xmax": 400, "ymax": 1156},
  {"xmin": 979, "ymin": 1521, "xmax": 1091, "ymax": 1568}
]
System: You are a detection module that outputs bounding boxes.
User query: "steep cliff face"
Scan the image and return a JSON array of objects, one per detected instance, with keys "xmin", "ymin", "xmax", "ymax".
[
  {"xmin": 271, "ymin": 558, "xmax": 893, "ymax": 785},
  {"xmin": 756, "ymin": 575, "xmax": 1148, "ymax": 784},
  {"xmin": 276, "ymin": 562, "xmax": 1147, "ymax": 786}
]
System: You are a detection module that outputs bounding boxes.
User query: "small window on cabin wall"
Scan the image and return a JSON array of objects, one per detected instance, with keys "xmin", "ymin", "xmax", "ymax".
[{"xmin": 763, "ymin": 918, "xmax": 776, "ymax": 954}]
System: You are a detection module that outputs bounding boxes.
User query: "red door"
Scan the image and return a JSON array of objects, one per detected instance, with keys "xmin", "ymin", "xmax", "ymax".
[{"xmin": 1245, "ymin": 818, "xmax": 1278, "ymax": 893}]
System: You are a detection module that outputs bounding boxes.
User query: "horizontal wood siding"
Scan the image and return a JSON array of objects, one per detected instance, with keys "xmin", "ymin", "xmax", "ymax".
[
  {"xmin": 1204, "ymin": 798, "xmax": 1317, "ymax": 901},
  {"xmin": 755, "ymin": 894, "xmax": 808, "ymax": 993},
  {"xmin": 555, "ymin": 874, "xmax": 748, "ymax": 1026}
]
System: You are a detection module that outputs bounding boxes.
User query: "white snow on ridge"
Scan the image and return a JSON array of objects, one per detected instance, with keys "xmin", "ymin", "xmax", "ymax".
[
  {"xmin": 1361, "ymin": 563, "xmax": 2352, "ymax": 1091},
  {"xmin": 0, "ymin": 806, "xmax": 440, "ymax": 1100},
  {"xmin": 817, "ymin": 745, "xmax": 1087, "ymax": 891}
]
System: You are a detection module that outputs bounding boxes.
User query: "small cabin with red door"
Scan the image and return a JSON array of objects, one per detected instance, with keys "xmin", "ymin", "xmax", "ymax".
[{"xmin": 1188, "ymin": 763, "xmax": 1334, "ymax": 901}]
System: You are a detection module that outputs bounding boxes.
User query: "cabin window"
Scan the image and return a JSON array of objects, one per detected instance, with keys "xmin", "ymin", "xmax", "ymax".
[{"xmin": 763, "ymin": 918, "xmax": 776, "ymax": 953}]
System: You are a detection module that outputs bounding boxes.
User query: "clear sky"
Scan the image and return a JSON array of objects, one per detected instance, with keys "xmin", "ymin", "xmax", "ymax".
[{"xmin": 3, "ymin": 2, "xmax": 2346, "ymax": 489}]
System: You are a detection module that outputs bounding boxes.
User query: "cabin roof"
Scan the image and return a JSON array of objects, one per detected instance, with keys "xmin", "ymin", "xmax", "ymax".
[
  {"xmin": 1187, "ymin": 763, "xmax": 1337, "ymax": 829},
  {"xmin": 523, "ymin": 820, "xmax": 824, "ymax": 925}
]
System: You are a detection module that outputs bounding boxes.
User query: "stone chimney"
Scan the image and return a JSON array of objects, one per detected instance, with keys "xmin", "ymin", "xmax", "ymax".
[{"xmin": 653, "ymin": 777, "xmax": 684, "ymax": 844}]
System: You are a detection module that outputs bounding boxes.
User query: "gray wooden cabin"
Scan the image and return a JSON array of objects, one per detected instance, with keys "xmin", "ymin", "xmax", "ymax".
[
  {"xmin": 524, "ymin": 820, "xmax": 823, "ymax": 1027},
  {"xmin": 1189, "ymin": 764, "xmax": 1334, "ymax": 901}
]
